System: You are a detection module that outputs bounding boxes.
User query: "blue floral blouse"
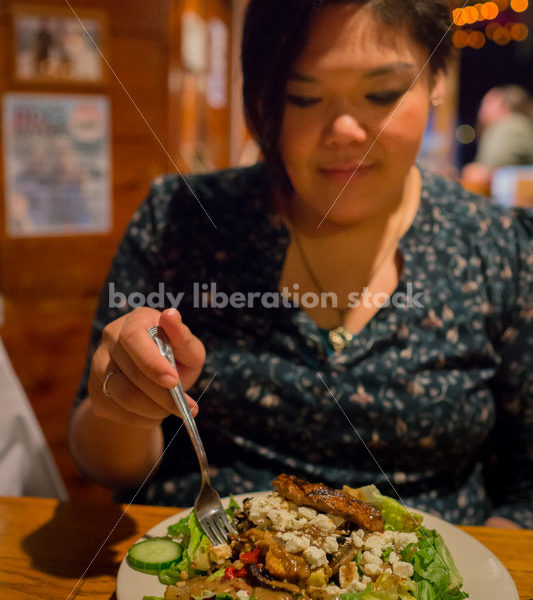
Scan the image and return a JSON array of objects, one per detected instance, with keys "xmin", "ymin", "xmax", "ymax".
[{"xmin": 74, "ymin": 163, "xmax": 533, "ymax": 527}]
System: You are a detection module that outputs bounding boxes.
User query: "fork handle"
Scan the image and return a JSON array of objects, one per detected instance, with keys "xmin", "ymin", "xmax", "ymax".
[
  {"xmin": 148, "ymin": 327, "xmax": 211, "ymax": 486},
  {"xmin": 168, "ymin": 382, "xmax": 211, "ymax": 485}
]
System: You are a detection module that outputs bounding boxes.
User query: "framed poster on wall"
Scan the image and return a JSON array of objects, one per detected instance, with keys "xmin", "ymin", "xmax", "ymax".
[
  {"xmin": 2, "ymin": 93, "xmax": 111, "ymax": 237},
  {"xmin": 10, "ymin": 5, "xmax": 108, "ymax": 86}
]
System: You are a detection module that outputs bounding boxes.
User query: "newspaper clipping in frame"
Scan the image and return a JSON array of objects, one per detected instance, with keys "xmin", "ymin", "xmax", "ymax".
[{"xmin": 2, "ymin": 93, "xmax": 111, "ymax": 236}]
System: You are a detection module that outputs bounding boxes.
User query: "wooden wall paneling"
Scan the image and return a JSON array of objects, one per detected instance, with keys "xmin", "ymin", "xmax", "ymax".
[
  {"xmin": 0, "ymin": 237, "xmax": 118, "ymax": 299},
  {"xmin": 110, "ymin": 36, "xmax": 169, "ymax": 141},
  {"xmin": 2, "ymin": 0, "xmax": 170, "ymax": 36},
  {"xmin": 168, "ymin": 0, "xmax": 187, "ymax": 174},
  {"xmin": 0, "ymin": 0, "xmax": 172, "ymax": 503},
  {"xmin": 113, "ymin": 138, "xmax": 171, "ymax": 229},
  {"xmin": 106, "ymin": 0, "xmax": 172, "ymax": 37},
  {"xmin": 178, "ymin": 0, "xmax": 207, "ymax": 171},
  {"xmin": 1, "ymin": 296, "xmax": 97, "ymax": 394},
  {"xmin": 168, "ymin": 0, "xmax": 232, "ymax": 172},
  {"xmin": 205, "ymin": 0, "xmax": 231, "ymax": 169}
]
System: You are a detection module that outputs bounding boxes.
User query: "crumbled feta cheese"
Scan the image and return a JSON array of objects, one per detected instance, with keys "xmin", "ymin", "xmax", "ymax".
[
  {"xmin": 291, "ymin": 518, "xmax": 307, "ymax": 530},
  {"xmin": 247, "ymin": 496, "xmax": 272, "ymax": 528},
  {"xmin": 248, "ymin": 493, "xmax": 304, "ymax": 531},
  {"xmin": 303, "ymin": 545, "xmax": 328, "ymax": 569},
  {"xmin": 350, "ymin": 530, "xmax": 365, "ymax": 548},
  {"xmin": 346, "ymin": 580, "xmax": 367, "ymax": 593},
  {"xmin": 393, "ymin": 561, "xmax": 414, "ymax": 579},
  {"xmin": 392, "ymin": 532, "xmax": 418, "ymax": 551},
  {"xmin": 361, "ymin": 563, "xmax": 381, "ymax": 576},
  {"xmin": 324, "ymin": 585, "xmax": 343, "ymax": 597},
  {"xmin": 311, "ymin": 514, "xmax": 336, "ymax": 532},
  {"xmin": 267, "ymin": 507, "xmax": 293, "ymax": 531},
  {"xmin": 287, "ymin": 537, "xmax": 310, "ymax": 553},
  {"xmin": 323, "ymin": 535, "xmax": 339, "ymax": 554},
  {"xmin": 298, "ymin": 506, "xmax": 317, "ymax": 520},
  {"xmin": 388, "ymin": 551, "xmax": 400, "ymax": 564},
  {"xmin": 362, "ymin": 551, "xmax": 381, "ymax": 566},
  {"xmin": 382, "ymin": 531, "xmax": 395, "ymax": 545},
  {"xmin": 364, "ymin": 533, "xmax": 385, "ymax": 556},
  {"xmin": 339, "ymin": 562, "xmax": 358, "ymax": 588},
  {"xmin": 280, "ymin": 532, "xmax": 310, "ymax": 553},
  {"xmin": 236, "ymin": 591, "xmax": 250, "ymax": 600}
]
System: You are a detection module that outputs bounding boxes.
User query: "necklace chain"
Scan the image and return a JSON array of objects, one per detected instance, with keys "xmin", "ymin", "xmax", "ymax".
[
  {"xmin": 288, "ymin": 198, "xmax": 416, "ymax": 352},
  {"xmin": 289, "ymin": 224, "xmax": 349, "ymax": 321},
  {"xmin": 289, "ymin": 224, "xmax": 356, "ymax": 351}
]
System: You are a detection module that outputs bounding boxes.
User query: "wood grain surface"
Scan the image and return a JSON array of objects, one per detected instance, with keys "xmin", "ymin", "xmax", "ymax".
[{"xmin": 0, "ymin": 497, "xmax": 531, "ymax": 600}]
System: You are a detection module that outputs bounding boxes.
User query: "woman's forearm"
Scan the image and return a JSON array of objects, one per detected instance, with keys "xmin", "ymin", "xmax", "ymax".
[{"xmin": 68, "ymin": 397, "xmax": 164, "ymax": 490}]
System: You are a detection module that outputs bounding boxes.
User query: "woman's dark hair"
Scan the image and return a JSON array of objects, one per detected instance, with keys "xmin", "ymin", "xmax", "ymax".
[{"xmin": 241, "ymin": 0, "xmax": 456, "ymax": 190}]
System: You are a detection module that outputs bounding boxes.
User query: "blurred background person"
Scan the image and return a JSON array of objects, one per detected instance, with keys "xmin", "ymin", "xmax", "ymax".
[{"xmin": 462, "ymin": 85, "xmax": 533, "ymax": 192}]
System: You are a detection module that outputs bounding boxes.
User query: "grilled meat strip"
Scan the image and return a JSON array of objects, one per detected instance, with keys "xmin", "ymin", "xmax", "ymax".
[{"xmin": 272, "ymin": 474, "xmax": 384, "ymax": 532}]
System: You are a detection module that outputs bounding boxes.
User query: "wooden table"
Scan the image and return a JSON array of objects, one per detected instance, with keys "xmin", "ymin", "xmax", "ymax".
[{"xmin": 0, "ymin": 497, "xmax": 532, "ymax": 600}]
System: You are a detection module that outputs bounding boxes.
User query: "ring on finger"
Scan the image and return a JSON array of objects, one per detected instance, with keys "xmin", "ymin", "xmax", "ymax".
[{"xmin": 102, "ymin": 370, "xmax": 119, "ymax": 400}]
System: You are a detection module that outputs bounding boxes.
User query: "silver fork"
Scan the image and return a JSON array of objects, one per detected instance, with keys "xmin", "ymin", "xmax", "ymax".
[{"xmin": 147, "ymin": 326, "xmax": 234, "ymax": 546}]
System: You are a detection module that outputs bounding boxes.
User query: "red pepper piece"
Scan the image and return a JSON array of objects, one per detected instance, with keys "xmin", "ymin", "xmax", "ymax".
[
  {"xmin": 225, "ymin": 566, "xmax": 236, "ymax": 579},
  {"xmin": 225, "ymin": 566, "xmax": 248, "ymax": 579},
  {"xmin": 240, "ymin": 547, "xmax": 262, "ymax": 564},
  {"xmin": 224, "ymin": 567, "xmax": 235, "ymax": 579}
]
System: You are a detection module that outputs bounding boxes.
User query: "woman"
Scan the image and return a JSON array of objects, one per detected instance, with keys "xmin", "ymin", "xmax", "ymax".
[{"xmin": 68, "ymin": 0, "xmax": 533, "ymax": 528}]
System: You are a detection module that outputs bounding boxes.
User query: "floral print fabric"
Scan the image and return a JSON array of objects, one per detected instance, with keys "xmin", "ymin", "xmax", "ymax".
[{"xmin": 75, "ymin": 163, "xmax": 533, "ymax": 527}]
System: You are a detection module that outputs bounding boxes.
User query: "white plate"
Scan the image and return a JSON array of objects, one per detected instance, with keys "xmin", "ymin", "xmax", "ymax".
[{"xmin": 116, "ymin": 492, "xmax": 518, "ymax": 600}]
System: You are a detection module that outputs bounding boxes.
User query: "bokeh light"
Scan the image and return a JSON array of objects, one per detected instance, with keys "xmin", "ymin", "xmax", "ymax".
[
  {"xmin": 466, "ymin": 5, "xmax": 480, "ymax": 22},
  {"xmin": 469, "ymin": 30, "xmax": 487, "ymax": 48},
  {"xmin": 480, "ymin": 1, "xmax": 500, "ymax": 18},
  {"xmin": 452, "ymin": 30, "xmax": 470, "ymax": 48},
  {"xmin": 456, "ymin": 125, "xmax": 476, "ymax": 145},
  {"xmin": 510, "ymin": 22, "xmax": 529, "ymax": 40},
  {"xmin": 493, "ymin": 26, "xmax": 512, "ymax": 44},
  {"xmin": 453, "ymin": 1, "xmax": 503, "ymax": 25},
  {"xmin": 451, "ymin": 0, "xmax": 528, "ymax": 48},
  {"xmin": 485, "ymin": 21, "xmax": 500, "ymax": 39},
  {"xmin": 510, "ymin": 0, "xmax": 528, "ymax": 12}
]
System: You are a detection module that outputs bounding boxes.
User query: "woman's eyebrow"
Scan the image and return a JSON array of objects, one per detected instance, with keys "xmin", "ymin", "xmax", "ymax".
[
  {"xmin": 363, "ymin": 61, "xmax": 416, "ymax": 78},
  {"xmin": 289, "ymin": 61, "xmax": 416, "ymax": 82}
]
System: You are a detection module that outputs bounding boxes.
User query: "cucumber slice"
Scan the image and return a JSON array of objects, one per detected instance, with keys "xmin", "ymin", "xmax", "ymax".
[{"xmin": 127, "ymin": 538, "xmax": 182, "ymax": 573}]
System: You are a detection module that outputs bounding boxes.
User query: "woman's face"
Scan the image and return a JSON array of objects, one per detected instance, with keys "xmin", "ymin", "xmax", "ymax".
[{"xmin": 279, "ymin": 4, "xmax": 441, "ymax": 225}]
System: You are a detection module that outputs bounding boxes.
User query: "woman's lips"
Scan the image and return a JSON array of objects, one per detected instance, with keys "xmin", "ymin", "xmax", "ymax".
[{"xmin": 318, "ymin": 163, "xmax": 374, "ymax": 183}]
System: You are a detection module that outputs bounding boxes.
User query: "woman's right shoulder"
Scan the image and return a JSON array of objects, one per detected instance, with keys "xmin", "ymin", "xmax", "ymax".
[
  {"xmin": 120, "ymin": 162, "xmax": 270, "ymax": 256},
  {"xmin": 145, "ymin": 162, "xmax": 269, "ymax": 219}
]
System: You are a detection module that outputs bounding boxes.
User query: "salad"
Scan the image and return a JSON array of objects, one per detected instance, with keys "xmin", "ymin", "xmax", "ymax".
[{"xmin": 126, "ymin": 474, "xmax": 468, "ymax": 600}]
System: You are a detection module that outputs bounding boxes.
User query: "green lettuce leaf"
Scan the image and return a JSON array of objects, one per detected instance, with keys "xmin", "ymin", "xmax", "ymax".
[
  {"xmin": 352, "ymin": 485, "xmax": 422, "ymax": 532},
  {"xmin": 409, "ymin": 527, "xmax": 468, "ymax": 599},
  {"xmin": 223, "ymin": 494, "xmax": 242, "ymax": 523},
  {"xmin": 159, "ymin": 510, "xmax": 214, "ymax": 584}
]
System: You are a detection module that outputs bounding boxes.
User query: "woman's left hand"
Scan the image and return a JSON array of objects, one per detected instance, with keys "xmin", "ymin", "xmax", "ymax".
[{"xmin": 483, "ymin": 516, "xmax": 521, "ymax": 529}]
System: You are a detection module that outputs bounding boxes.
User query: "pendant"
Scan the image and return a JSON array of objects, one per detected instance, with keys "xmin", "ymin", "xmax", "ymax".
[{"xmin": 328, "ymin": 326, "xmax": 354, "ymax": 352}]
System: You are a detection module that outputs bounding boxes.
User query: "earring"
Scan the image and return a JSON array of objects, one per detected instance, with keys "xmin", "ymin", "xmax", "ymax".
[{"xmin": 431, "ymin": 96, "xmax": 444, "ymax": 107}]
